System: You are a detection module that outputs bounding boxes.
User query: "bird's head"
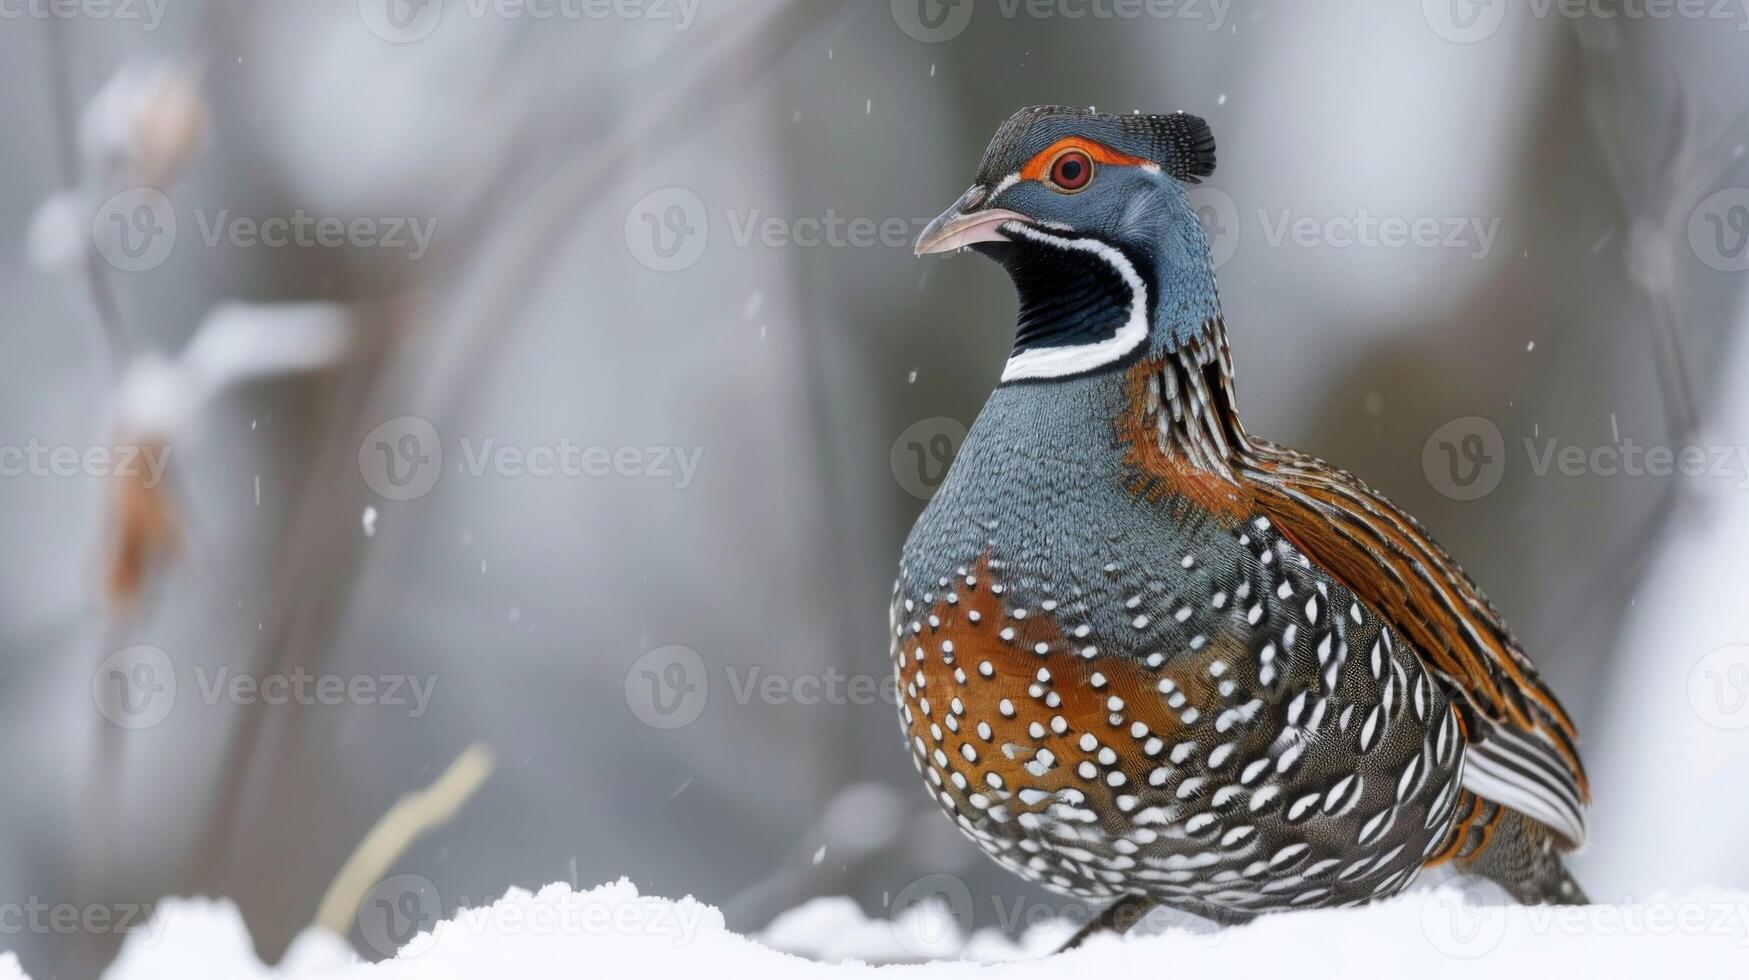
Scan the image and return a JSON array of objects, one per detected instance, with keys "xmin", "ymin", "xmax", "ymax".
[{"xmin": 916, "ymin": 105, "xmax": 1220, "ymax": 383}]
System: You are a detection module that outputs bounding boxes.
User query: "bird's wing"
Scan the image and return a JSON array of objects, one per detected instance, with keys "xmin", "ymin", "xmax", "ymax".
[{"xmin": 1238, "ymin": 440, "xmax": 1589, "ymax": 849}]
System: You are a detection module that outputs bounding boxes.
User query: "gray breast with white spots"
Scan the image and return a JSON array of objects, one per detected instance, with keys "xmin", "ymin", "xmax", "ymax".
[{"xmin": 890, "ymin": 379, "xmax": 1465, "ymax": 916}]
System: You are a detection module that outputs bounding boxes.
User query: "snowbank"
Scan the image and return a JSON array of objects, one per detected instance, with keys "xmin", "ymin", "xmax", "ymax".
[{"xmin": 60, "ymin": 879, "xmax": 1749, "ymax": 978}]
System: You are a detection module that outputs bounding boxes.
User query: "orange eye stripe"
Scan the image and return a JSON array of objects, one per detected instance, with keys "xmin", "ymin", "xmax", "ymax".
[{"xmin": 1017, "ymin": 137, "xmax": 1152, "ymax": 182}]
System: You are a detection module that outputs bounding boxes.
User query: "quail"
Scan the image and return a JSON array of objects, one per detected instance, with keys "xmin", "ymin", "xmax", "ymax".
[{"xmin": 892, "ymin": 105, "xmax": 1588, "ymax": 948}]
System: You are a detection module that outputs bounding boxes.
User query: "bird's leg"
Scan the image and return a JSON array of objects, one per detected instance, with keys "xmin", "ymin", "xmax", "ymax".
[
  {"xmin": 1054, "ymin": 894, "xmax": 1161, "ymax": 953},
  {"xmin": 1453, "ymin": 805, "xmax": 1589, "ymax": 905}
]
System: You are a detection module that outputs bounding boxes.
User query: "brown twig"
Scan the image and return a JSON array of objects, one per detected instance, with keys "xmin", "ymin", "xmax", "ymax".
[
  {"xmin": 45, "ymin": 21, "xmax": 133, "ymax": 369},
  {"xmin": 181, "ymin": 0, "xmax": 855, "ymax": 898}
]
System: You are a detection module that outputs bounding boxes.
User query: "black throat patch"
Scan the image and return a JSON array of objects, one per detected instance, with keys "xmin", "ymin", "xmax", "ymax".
[{"xmin": 976, "ymin": 235, "xmax": 1150, "ymax": 360}]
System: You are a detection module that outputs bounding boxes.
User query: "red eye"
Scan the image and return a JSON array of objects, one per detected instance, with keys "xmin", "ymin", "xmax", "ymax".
[{"xmin": 1047, "ymin": 149, "xmax": 1094, "ymax": 192}]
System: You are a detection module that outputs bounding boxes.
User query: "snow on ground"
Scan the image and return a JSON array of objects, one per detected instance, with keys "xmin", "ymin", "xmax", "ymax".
[
  {"xmin": 1585, "ymin": 316, "xmax": 1749, "ymax": 899},
  {"xmin": 54, "ymin": 878, "xmax": 1749, "ymax": 978}
]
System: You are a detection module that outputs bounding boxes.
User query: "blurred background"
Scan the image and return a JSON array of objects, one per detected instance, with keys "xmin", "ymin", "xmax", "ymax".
[{"xmin": 3, "ymin": 0, "xmax": 1749, "ymax": 975}]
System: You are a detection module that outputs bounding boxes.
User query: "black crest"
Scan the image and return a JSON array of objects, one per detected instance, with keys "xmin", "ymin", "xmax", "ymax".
[{"xmin": 975, "ymin": 105, "xmax": 1217, "ymax": 186}]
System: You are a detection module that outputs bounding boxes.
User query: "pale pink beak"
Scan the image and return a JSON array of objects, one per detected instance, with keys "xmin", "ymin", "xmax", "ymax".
[{"xmin": 915, "ymin": 186, "xmax": 1028, "ymax": 256}]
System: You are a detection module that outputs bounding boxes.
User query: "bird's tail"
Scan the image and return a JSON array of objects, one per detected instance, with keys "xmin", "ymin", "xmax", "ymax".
[{"xmin": 1443, "ymin": 791, "xmax": 1588, "ymax": 905}]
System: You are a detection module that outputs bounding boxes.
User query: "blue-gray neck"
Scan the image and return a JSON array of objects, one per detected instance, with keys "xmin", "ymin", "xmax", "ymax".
[{"xmin": 1145, "ymin": 209, "xmax": 1224, "ymax": 356}]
